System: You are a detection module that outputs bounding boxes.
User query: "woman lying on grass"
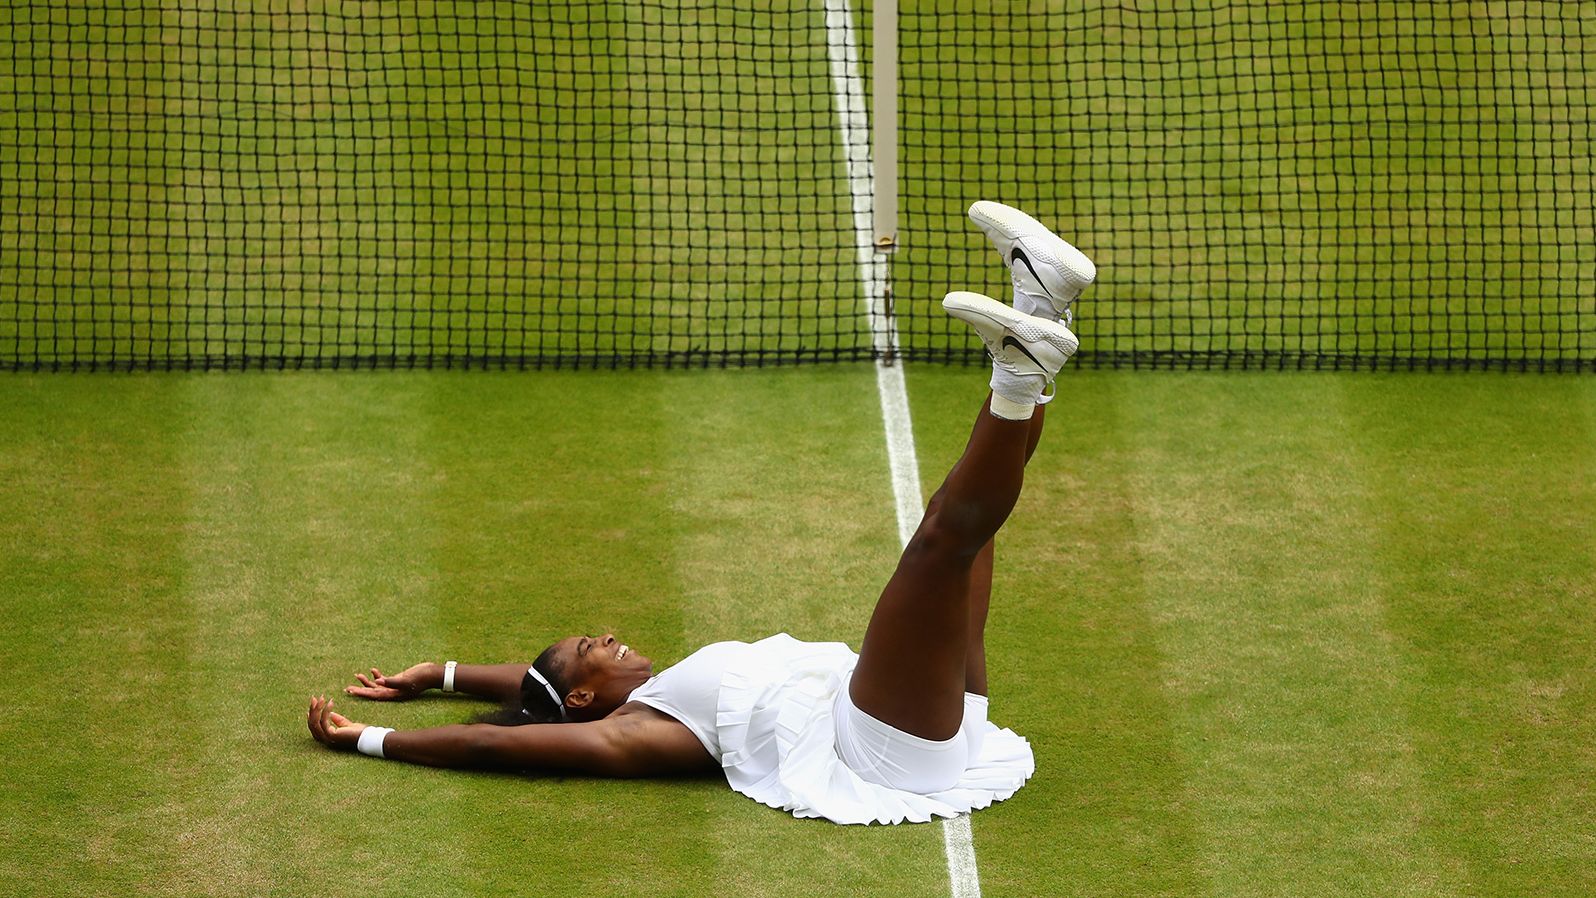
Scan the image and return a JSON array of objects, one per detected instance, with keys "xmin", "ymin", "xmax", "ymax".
[{"xmin": 306, "ymin": 202, "xmax": 1095, "ymax": 824}]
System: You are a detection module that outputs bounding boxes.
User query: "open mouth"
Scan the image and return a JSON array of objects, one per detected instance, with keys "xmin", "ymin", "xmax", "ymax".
[{"xmin": 616, "ymin": 644, "xmax": 629, "ymax": 661}]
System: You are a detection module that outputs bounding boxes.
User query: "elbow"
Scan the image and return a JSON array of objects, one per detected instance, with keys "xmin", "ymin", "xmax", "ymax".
[
  {"xmin": 466, "ymin": 726, "xmax": 518, "ymax": 769},
  {"xmin": 466, "ymin": 724, "xmax": 636, "ymax": 776}
]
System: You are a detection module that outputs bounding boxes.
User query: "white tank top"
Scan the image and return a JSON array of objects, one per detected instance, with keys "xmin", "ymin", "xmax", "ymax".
[{"xmin": 625, "ymin": 640, "xmax": 755, "ymax": 757}]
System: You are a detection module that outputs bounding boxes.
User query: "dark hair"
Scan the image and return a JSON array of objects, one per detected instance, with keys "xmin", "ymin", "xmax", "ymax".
[{"xmin": 474, "ymin": 642, "xmax": 569, "ymax": 726}]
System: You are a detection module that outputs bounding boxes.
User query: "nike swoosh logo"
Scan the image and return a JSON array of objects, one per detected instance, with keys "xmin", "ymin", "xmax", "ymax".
[
  {"xmin": 1010, "ymin": 247, "xmax": 1056, "ymax": 300},
  {"xmin": 1001, "ymin": 335, "xmax": 1045, "ymax": 370}
]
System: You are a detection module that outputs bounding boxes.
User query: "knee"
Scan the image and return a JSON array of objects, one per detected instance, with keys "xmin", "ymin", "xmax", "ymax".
[{"xmin": 907, "ymin": 508, "xmax": 988, "ymax": 560}]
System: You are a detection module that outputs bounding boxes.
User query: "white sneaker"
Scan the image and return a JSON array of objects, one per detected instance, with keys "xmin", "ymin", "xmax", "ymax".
[
  {"xmin": 943, "ymin": 291, "xmax": 1078, "ymax": 385},
  {"xmin": 967, "ymin": 201, "xmax": 1096, "ymax": 327}
]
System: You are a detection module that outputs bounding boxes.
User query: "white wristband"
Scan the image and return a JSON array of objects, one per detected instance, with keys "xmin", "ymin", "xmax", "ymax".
[
  {"xmin": 442, "ymin": 660, "xmax": 458, "ymax": 693},
  {"xmin": 356, "ymin": 726, "xmax": 395, "ymax": 758}
]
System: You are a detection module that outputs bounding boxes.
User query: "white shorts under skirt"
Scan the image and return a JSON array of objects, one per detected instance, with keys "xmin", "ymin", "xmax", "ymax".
[{"xmin": 833, "ymin": 683, "xmax": 990, "ymax": 795}]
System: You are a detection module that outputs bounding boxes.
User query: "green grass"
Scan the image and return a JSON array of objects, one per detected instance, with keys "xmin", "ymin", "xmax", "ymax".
[
  {"xmin": 1, "ymin": 1, "xmax": 1591, "ymax": 369},
  {"xmin": 2, "ymin": 366, "xmax": 1594, "ymax": 896}
]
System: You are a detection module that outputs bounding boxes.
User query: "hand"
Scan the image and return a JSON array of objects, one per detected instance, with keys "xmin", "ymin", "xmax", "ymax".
[
  {"xmin": 307, "ymin": 695, "xmax": 367, "ymax": 750},
  {"xmin": 344, "ymin": 663, "xmax": 434, "ymax": 701}
]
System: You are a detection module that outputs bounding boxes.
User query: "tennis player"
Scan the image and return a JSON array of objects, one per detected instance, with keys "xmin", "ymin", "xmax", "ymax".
[{"xmin": 306, "ymin": 202, "xmax": 1096, "ymax": 824}]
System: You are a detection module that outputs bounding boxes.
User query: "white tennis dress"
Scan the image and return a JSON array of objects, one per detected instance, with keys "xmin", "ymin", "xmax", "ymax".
[{"xmin": 626, "ymin": 633, "xmax": 1035, "ymax": 825}]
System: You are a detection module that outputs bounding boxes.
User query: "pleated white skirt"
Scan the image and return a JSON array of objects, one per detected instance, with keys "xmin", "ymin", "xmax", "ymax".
[{"xmin": 714, "ymin": 633, "xmax": 1035, "ymax": 825}]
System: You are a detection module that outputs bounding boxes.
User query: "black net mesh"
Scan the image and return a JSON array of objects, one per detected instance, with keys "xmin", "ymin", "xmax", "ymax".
[
  {"xmin": 2, "ymin": 1, "xmax": 1592, "ymax": 372},
  {"xmin": 898, "ymin": 0, "xmax": 1596, "ymax": 372},
  {"xmin": 0, "ymin": 0, "xmax": 867, "ymax": 370}
]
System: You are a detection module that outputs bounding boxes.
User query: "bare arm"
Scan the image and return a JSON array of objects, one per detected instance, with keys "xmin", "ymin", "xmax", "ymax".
[
  {"xmin": 307, "ymin": 697, "xmax": 715, "ymax": 777},
  {"xmin": 345, "ymin": 662, "xmax": 530, "ymax": 705}
]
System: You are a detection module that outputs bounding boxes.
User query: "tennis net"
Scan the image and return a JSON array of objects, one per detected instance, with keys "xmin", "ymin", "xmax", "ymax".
[{"xmin": 1, "ymin": 1, "xmax": 1591, "ymax": 371}]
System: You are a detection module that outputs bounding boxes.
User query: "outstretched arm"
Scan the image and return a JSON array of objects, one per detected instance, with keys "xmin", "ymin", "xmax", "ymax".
[
  {"xmin": 307, "ymin": 696, "xmax": 715, "ymax": 777},
  {"xmin": 345, "ymin": 662, "xmax": 530, "ymax": 705}
]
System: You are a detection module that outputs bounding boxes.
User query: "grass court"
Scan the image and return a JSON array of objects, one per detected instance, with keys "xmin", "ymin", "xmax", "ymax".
[
  {"xmin": 3, "ymin": 368, "xmax": 1594, "ymax": 896},
  {"xmin": 2, "ymin": 1, "xmax": 1594, "ymax": 895}
]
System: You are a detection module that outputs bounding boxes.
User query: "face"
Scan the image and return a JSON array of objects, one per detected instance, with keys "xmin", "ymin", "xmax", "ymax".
[{"xmin": 551, "ymin": 633, "xmax": 654, "ymax": 718}]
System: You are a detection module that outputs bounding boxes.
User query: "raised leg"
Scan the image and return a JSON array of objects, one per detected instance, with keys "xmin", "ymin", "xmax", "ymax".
[
  {"xmin": 850, "ymin": 395, "xmax": 1034, "ymax": 740},
  {"xmin": 957, "ymin": 403, "xmax": 1046, "ymax": 698},
  {"xmin": 928, "ymin": 201, "xmax": 1089, "ymax": 718},
  {"xmin": 963, "ymin": 402, "xmax": 1047, "ymax": 698},
  {"xmin": 963, "ymin": 539, "xmax": 995, "ymax": 699}
]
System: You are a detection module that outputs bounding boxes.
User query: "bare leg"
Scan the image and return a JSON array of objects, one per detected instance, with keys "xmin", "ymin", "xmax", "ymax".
[
  {"xmin": 964, "ymin": 403, "xmax": 1046, "ymax": 699},
  {"xmin": 850, "ymin": 396, "xmax": 1038, "ymax": 740},
  {"xmin": 964, "ymin": 540, "xmax": 994, "ymax": 698}
]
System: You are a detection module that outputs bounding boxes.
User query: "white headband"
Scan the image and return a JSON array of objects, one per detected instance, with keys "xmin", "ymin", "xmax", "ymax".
[{"xmin": 526, "ymin": 664, "xmax": 566, "ymax": 720}]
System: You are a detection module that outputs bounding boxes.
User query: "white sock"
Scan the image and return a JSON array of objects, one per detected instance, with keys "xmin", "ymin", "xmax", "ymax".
[
  {"xmin": 989, "ymin": 364, "xmax": 1042, "ymax": 420},
  {"xmin": 989, "ymin": 393, "xmax": 1034, "ymax": 420}
]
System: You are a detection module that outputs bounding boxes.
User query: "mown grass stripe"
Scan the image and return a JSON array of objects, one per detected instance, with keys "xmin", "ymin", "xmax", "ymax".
[
  {"xmin": 1344, "ymin": 376, "xmax": 1596, "ymax": 897},
  {"xmin": 0, "ymin": 380, "xmax": 195, "ymax": 898},
  {"xmin": 659, "ymin": 368, "xmax": 951, "ymax": 896},
  {"xmin": 1120, "ymin": 374, "xmax": 1455, "ymax": 897},
  {"xmin": 906, "ymin": 370, "xmax": 1208, "ymax": 897}
]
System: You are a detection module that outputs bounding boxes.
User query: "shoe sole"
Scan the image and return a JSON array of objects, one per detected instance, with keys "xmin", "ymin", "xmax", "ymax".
[
  {"xmin": 968, "ymin": 201, "xmax": 1097, "ymax": 287},
  {"xmin": 968, "ymin": 201, "xmax": 1049, "ymax": 246},
  {"xmin": 942, "ymin": 291, "xmax": 1079, "ymax": 359}
]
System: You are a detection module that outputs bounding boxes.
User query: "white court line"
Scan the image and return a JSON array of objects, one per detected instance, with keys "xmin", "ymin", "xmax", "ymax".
[{"xmin": 821, "ymin": 2, "xmax": 983, "ymax": 896}]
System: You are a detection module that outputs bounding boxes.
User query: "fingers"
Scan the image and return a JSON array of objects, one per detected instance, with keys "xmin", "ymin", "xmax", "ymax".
[
  {"xmin": 309, "ymin": 692, "xmax": 377, "ymax": 753},
  {"xmin": 351, "ymin": 669, "xmax": 391, "ymax": 689},
  {"xmin": 348, "ymin": 669, "xmax": 404, "ymax": 700},
  {"xmin": 307, "ymin": 695, "xmax": 346, "ymax": 743},
  {"xmin": 308, "ymin": 695, "xmax": 328, "ymax": 743},
  {"xmin": 370, "ymin": 667, "xmax": 401, "ymax": 690},
  {"xmin": 349, "ymin": 672, "xmax": 386, "ymax": 698}
]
